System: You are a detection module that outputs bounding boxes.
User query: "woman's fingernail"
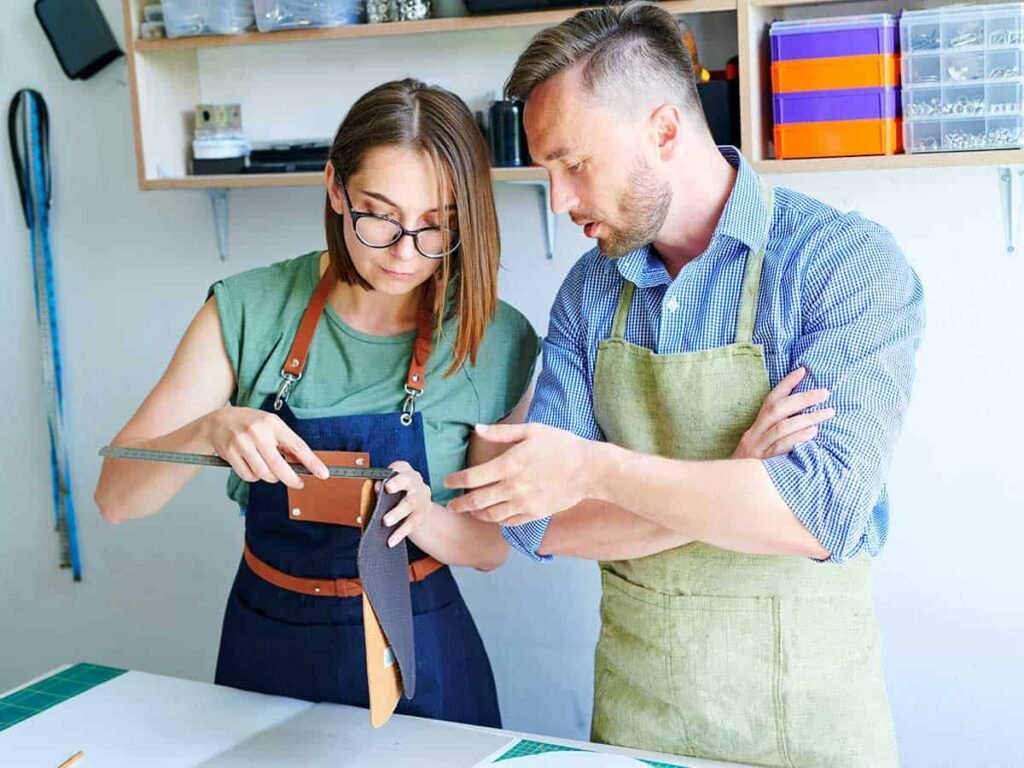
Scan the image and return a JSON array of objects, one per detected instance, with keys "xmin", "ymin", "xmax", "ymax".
[
  {"xmin": 383, "ymin": 515, "xmax": 394, "ymax": 526},
  {"xmin": 387, "ymin": 537, "xmax": 397, "ymax": 548}
]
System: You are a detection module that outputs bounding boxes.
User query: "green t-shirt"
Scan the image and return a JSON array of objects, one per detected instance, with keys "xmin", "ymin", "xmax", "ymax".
[{"xmin": 210, "ymin": 251, "xmax": 539, "ymax": 508}]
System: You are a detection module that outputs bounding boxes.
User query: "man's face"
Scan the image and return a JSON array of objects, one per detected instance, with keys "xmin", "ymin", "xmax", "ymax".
[{"xmin": 523, "ymin": 67, "xmax": 672, "ymax": 257}]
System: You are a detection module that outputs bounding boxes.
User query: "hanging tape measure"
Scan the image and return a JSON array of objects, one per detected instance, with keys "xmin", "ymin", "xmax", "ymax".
[
  {"xmin": 9, "ymin": 89, "xmax": 81, "ymax": 581},
  {"xmin": 99, "ymin": 445, "xmax": 394, "ymax": 481}
]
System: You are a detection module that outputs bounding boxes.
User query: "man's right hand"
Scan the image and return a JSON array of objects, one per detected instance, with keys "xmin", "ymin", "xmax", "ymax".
[{"xmin": 733, "ymin": 367, "xmax": 834, "ymax": 460}]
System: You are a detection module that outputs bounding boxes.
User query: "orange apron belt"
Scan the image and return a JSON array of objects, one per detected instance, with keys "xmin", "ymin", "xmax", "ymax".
[{"xmin": 243, "ymin": 541, "xmax": 443, "ymax": 598}]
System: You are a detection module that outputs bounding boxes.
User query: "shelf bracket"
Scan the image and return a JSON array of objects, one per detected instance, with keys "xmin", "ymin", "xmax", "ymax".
[
  {"xmin": 209, "ymin": 188, "xmax": 230, "ymax": 262},
  {"xmin": 504, "ymin": 178, "xmax": 556, "ymax": 259},
  {"xmin": 998, "ymin": 167, "xmax": 1023, "ymax": 254}
]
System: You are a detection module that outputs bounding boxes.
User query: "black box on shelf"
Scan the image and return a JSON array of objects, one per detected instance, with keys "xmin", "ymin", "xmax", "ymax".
[
  {"xmin": 698, "ymin": 77, "xmax": 741, "ymax": 149},
  {"xmin": 464, "ymin": 0, "xmax": 585, "ymax": 14}
]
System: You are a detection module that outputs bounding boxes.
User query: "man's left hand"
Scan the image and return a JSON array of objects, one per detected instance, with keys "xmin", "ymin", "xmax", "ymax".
[{"xmin": 445, "ymin": 423, "xmax": 595, "ymax": 526}]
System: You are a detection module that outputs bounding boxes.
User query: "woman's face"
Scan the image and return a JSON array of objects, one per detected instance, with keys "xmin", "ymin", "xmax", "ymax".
[{"xmin": 326, "ymin": 145, "xmax": 457, "ymax": 297}]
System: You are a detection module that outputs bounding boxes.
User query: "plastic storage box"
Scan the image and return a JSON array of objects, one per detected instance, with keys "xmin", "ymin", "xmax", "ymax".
[
  {"xmin": 769, "ymin": 14, "xmax": 901, "ymax": 159},
  {"xmin": 160, "ymin": 0, "xmax": 255, "ymax": 37},
  {"xmin": 900, "ymin": 3, "xmax": 1024, "ymax": 55},
  {"xmin": 771, "ymin": 54, "xmax": 900, "ymax": 93},
  {"xmin": 770, "ymin": 14, "xmax": 897, "ymax": 61},
  {"xmin": 774, "ymin": 119, "xmax": 902, "ymax": 159},
  {"xmin": 901, "ymin": 3, "xmax": 1024, "ymax": 152},
  {"xmin": 773, "ymin": 87, "xmax": 899, "ymax": 124},
  {"xmin": 253, "ymin": 0, "xmax": 363, "ymax": 30}
]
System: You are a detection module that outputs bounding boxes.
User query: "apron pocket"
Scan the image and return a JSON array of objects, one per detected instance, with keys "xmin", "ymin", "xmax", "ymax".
[
  {"xmin": 596, "ymin": 569, "xmax": 788, "ymax": 767},
  {"xmin": 592, "ymin": 569, "xmax": 689, "ymax": 757},
  {"xmin": 776, "ymin": 599, "xmax": 898, "ymax": 768},
  {"xmin": 399, "ymin": 598, "xmax": 471, "ymax": 722},
  {"xmin": 663, "ymin": 589, "xmax": 788, "ymax": 767},
  {"xmin": 215, "ymin": 589, "xmax": 368, "ymax": 705}
]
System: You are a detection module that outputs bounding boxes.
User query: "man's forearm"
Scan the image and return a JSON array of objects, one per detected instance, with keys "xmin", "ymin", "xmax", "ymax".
[
  {"xmin": 586, "ymin": 442, "xmax": 828, "ymax": 559},
  {"xmin": 538, "ymin": 499, "xmax": 691, "ymax": 560}
]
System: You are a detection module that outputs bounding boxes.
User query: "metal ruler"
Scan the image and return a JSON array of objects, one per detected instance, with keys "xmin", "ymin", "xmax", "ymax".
[{"xmin": 99, "ymin": 445, "xmax": 394, "ymax": 481}]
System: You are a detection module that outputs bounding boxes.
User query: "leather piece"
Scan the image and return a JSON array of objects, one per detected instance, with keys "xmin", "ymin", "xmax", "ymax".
[
  {"xmin": 285, "ymin": 450, "xmax": 371, "ymax": 527},
  {"xmin": 357, "ymin": 482, "xmax": 417, "ymax": 704}
]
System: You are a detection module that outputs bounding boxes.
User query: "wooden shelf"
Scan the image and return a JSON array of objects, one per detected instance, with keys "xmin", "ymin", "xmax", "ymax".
[
  {"xmin": 134, "ymin": 0, "xmax": 736, "ymax": 53},
  {"xmin": 752, "ymin": 0, "xmax": 856, "ymax": 7},
  {"xmin": 753, "ymin": 149, "xmax": 1024, "ymax": 174},
  {"xmin": 141, "ymin": 166, "xmax": 548, "ymax": 190}
]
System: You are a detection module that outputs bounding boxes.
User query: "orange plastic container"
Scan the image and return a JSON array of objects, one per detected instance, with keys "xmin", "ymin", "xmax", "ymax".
[
  {"xmin": 771, "ymin": 54, "xmax": 899, "ymax": 93},
  {"xmin": 773, "ymin": 118, "xmax": 902, "ymax": 159}
]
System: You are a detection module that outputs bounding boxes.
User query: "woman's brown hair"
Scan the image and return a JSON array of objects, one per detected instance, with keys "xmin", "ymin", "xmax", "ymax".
[{"xmin": 325, "ymin": 78, "xmax": 499, "ymax": 375}]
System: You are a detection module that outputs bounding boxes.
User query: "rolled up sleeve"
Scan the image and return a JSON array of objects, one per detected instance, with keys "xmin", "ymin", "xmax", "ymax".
[{"xmin": 763, "ymin": 218, "xmax": 925, "ymax": 563}]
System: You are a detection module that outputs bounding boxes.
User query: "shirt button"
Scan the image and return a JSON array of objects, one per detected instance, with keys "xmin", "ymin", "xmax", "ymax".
[{"xmin": 666, "ymin": 297, "xmax": 679, "ymax": 313}]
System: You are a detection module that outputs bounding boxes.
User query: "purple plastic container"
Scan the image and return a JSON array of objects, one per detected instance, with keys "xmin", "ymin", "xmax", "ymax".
[
  {"xmin": 772, "ymin": 87, "xmax": 901, "ymax": 124},
  {"xmin": 770, "ymin": 14, "xmax": 897, "ymax": 62}
]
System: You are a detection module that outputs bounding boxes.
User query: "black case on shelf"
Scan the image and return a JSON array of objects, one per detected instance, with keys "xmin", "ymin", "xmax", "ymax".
[
  {"xmin": 34, "ymin": 0, "xmax": 123, "ymax": 81},
  {"xmin": 698, "ymin": 77, "xmax": 741, "ymax": 149},
  {"xmin": 464, "ymin": 0, "xmax": 585, "ymax": 15}
]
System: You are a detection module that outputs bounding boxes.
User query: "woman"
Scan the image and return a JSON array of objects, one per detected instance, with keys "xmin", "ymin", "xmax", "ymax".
[{"xmin": 94, "ymin": 79, "xmax": 539, "ymax": 728}]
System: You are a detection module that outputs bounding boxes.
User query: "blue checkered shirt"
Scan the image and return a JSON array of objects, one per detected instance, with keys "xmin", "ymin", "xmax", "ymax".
[{"xmin": 503, "ymin": 146, "xmax": 925, "ymax": 564}]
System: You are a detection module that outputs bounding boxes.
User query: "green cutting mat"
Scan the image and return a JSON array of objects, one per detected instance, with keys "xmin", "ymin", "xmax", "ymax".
[
  {"xmin": 494, "ymin": 738, "xmax": 689, "ymax": 767},
  {"xmin": 0, "ymin": 663, "xmax": 126, "ymax": 732}
]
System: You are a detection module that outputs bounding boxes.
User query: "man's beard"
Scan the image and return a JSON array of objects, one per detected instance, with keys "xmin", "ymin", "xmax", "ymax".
[{"xmin": 595, "ymin": 156, "xmax": 672, "ymax": 258}]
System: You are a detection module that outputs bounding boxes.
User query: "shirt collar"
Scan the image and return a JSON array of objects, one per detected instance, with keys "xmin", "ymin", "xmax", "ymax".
[{"xmin": 615, "ymin": 146, "xmax": 770, "ymax": 287}]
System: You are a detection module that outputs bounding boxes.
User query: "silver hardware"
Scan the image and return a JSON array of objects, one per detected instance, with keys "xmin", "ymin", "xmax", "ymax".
[
  {"xmin": 292, "ymin": 508, "xmax": 301, "ymax": 516},
  {"xmin": 948, "ymin": 64, "xmax": 972, "ymax": 82},
  {"xmin": 356, "ymin": 457, "xmax": 365, "ymax": 466},
  {"xmin": 400, "ymin": 385, "xmax": 421, "ymax": 427},
  {"xmin": 273, "ymin": 370, "xmax": 301, "ymax": 411}
]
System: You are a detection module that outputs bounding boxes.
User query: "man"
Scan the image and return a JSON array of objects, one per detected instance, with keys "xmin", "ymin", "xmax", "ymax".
[{"xmin": 446, "ymin": 3, "xmax": 924, "ymax": 767}]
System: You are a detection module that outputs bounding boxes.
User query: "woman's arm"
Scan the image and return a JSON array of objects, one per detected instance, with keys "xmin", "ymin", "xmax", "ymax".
[
  {"xmin": 94, "ymin": 298, "xmax": 327, "ymax": 522},
  {"xmin": 391, "ymin": 384, "xmax": 535, "ymax": 570}
]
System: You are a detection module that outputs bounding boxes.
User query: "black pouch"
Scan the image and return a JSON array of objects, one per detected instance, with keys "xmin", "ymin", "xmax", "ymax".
[{"xmin": 34, "ymin": 0, "xmax": 123, "ymax": 80}]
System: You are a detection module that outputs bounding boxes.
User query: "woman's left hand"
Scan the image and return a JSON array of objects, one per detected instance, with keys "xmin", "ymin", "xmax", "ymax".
[{"xmin": 380, "ymin": 461, "xmax": 435, "ymax": 548}]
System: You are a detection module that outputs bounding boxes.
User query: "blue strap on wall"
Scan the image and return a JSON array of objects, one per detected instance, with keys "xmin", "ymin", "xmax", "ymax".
[{"xmin": 8, "ymin": 89, "xmax": 81, "ymax": 581}]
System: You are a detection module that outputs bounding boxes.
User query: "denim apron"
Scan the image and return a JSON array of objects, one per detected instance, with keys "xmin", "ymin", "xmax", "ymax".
[{"xmin": 215, "ymin": 267, "xmax": 501, "ymax": 727}]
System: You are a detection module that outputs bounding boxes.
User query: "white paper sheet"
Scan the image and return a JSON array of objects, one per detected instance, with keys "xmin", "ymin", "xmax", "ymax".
[{"xmin": 196, "ymin": 702, "xmax": 515, "ymax": 767}]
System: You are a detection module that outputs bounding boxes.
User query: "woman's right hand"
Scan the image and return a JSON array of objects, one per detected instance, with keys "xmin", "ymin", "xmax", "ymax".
[
  {"xmin": 204, "ymin": 407, "xmax": 329, "ymax": 489},
  {"xmin": 733, "ymin": 367, "xmax": 835, "ymax": 460}
]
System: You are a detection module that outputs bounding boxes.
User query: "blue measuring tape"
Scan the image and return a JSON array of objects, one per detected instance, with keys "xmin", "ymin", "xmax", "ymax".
[{"xmin": 8, "ymin": 89, "xmax": 81, "ymax": 581}]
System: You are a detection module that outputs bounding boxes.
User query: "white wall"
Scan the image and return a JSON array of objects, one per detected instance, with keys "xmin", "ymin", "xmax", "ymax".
[{"xmin": 1, "ymin": 2, "xmax": 1021, "ymax": 766}]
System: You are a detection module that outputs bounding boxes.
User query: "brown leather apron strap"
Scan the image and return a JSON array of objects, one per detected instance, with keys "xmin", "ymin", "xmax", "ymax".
[
  {"xmin": 283, "ymin": 265, "xmax": 335, "ymax": 380},
  {"xmin": 243, "ymin": 541, "xmax": 443, "ymax": 598},
  {"xmin": 406, "ymin": 303, "xmax": 433, "ymax": 393},
  {"xmin": 273, "ymin": 265, "xmax": 335, "ymax": 411}
]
